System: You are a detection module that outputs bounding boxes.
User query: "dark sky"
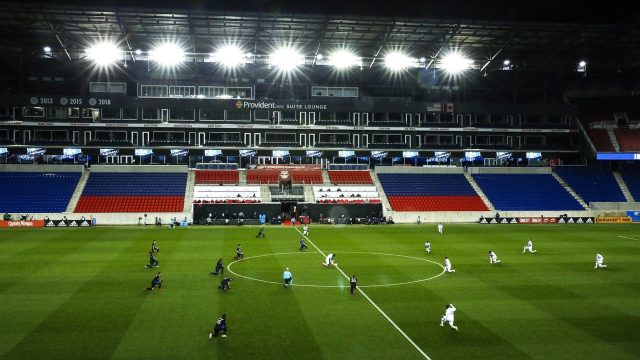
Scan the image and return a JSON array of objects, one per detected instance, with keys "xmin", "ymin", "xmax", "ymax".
[{"xmin": 10, "ymin": 0, "xmax": 640, "ymax": 23}]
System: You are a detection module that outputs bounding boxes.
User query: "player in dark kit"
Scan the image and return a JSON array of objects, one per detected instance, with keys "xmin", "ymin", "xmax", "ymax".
[
  {"xmin": 233, "ymin": 244, "xmax": 244, "ymax": 260},
  {"xmin": 210, "ymin": 258, "xmax": 224, "ymax": 275},
  {"xmin": 299, "ymin": 238, "xmax": 308, "ymax": 251},
  {"xmin": 255, "ymin": 227, "xmax": 265, "ymax": 238},
  {"xmin": 209, "ymin": 314, "xmax": 228, "ymax": 338},
  {"xmin": 145, "ymin": 272, "xmax": 163, "ymax": 291},
  {"xmin": 219, "ymin": 277, "xmax": 232, "ymax": 290},
  {"xmin": 151, "ymin": 240, "xmax": 159, "ymax": 253},
  {"xmin": 145, "ymin": 251, "xmax": 159, "ymax": 268},
  {"xmin": 350, "ymin": 275, "xmax": 358, "ymax": 295}
]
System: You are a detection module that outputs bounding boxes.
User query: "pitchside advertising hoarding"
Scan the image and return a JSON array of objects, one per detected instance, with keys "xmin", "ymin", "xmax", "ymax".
[
  {"xmin": 480, "ymin": 217, "xmax": 595, "ymax": 224},
  {"xmin": 0, "ymin": 219, "xmax": 92, "ymax": 227}
]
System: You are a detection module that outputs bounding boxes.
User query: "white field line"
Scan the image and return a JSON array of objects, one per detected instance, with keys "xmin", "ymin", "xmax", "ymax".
[
  {"xmin": 617, "ymin": 235, "xmax": 640, "ymax": 241},
  {"xmin": 294, "ymin": 227, "xmax": 433, "ymax": 360}
]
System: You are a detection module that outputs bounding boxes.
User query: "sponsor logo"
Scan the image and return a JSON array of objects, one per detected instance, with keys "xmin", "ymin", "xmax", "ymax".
[
  {"xmin": 595, "ymin": 216, "xmax": 632, "ymax": 223},
  {"xmin": 46, "ymin": 221, "xmax": 56, "ymax": 227},
  {"xmin": 69, "ymin": 221, "xmax": 78, "ymax": 227},
  {"xmin": 0, "ymin": 220, "xmax": 45, "ymax": 228}
]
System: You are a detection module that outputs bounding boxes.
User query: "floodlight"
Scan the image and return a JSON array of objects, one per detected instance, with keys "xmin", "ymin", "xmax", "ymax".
[
  {"xmin": 579, "ymin": 60, "xmax": 587, "ymax": 67},
  {"xmin": 441, "ymin": 52, "xmax": 472, "ymax": 74},
  {"xmin": 503, "ymin": 59, "xmax": 510, "ymax": 65},
  {"xmin": 43, "ymin": 46, "xmax": 52, "ymax": 53},
  {"xmin": 86, "ymin": 42, "xmax": 121, "ymax": 66},
  {"xmin": 316, "ymin": 54, "xmax": 324, "ymax": 60},
  {"xmin": 328, "ymin": 50, "xmax": 360, "ymax": 69},
  {"xmin": 270, "ymin": 47, "xmax": 304, "ymax": 70},
  {"xmin": 210, "ymin": 45, "xmax": 246, "ymax": 68},
  {"xmin": 150, "ymin": 43, "xmax": 186, "ymax": 66},
  {"xmin": 419, "ymin": 57, "xmax": 426, "ymax": 62},
  {"xmin": 135, "ymin": 49, "xmax": 142, "ymax": 55},
  {"xmin": 384, "ymin": 51, "xmax": 414, "ymax": 71}
]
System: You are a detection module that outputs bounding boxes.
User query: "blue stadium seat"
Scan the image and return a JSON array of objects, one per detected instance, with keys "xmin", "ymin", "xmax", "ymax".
[
  {"xmin": 0, "ymin": 172, "xmax": 81, "ymax": 212},
  {"xmin": 554, "ymin": 166, "xmax": 626, "ymax": 203}
]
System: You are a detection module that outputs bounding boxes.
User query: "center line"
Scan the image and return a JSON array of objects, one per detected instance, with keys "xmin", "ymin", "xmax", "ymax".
[{"xmin": 294, "ymin": 227, "xmax": 433, "ymax": 360}]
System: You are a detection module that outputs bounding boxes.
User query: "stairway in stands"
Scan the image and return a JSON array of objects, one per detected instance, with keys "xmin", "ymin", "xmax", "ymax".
[
  {"xmin": 463, "ymin": 172, "xmax": 494, "ymax": 210},
  {"xmin": 66, "ymin": 170, "xmax": 90, "ymax": 213},
  {"xmin": 183, "ymin": 170, "xmax": 196, "ymax": 211},
  {"xmin": 613, "ymin": 172, "xmax": 635, "ymax": 202},
  {"xmin": 550, "ymin": 172, "xmax": 589, "ymax": 209},
  {"xmin": 607, "ymin": 128, "xmax": 621, "ymax": 152}
]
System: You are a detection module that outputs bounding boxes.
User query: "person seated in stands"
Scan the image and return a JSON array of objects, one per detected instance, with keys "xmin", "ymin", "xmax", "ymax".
[
  {"xmin": 337, "ymin": 188, "xmax": 342, "ymax": 191},
  {"xmin": 388, "ymin": 216, "xmax": 395, "ymax": 224},
  {"xmin": 237, "ymin": 193, "xmax": 242, "ymax": 197},
  {"xmin": 318, "ymin": 188, "xmax": 323, "ymax": 192},
  {"xmin": 479, "ymin": 215, "xmax": 484, "ymax": 223},
  {"xmin": 43, "ymin": 215, "xmax": 49, "ymax": 222}
]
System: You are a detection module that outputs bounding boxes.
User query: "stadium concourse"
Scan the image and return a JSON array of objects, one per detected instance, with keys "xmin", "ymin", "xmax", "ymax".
[{"xmin": 0, "ymin": 161, "xmax": 637, "ymax": 225}]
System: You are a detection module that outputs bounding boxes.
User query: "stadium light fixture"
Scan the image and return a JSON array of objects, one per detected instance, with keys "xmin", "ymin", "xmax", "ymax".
[
  {"xmin": 384, "ymin": 51, "xmax": 414, "ymax": 71},
  {"xmin": 579, "ymin": 60, "xmax": 587, "ymax": 67},
  {"xmin": 316, "ymin": 54, "xmax": 324, "ymax": 60},
  {"xmin": 150, "ymin": 43, "xmax": 186, "ymax": 67},
  {"xmin": 210, "ymin": 45, "xmax": 246, "ymax": 68},
  {"xmin": 43, "ymin": 46, "xmax": 52, "ymax": 53},
  {"xmin": 270, "ymin": 47, "xmax": 305, "ymax": 70},
  {"xmin": 503, "ymin": 59, "xmax": 510, "ymax": 65},
  {"xmin": 85, "ymin": 42, "xmax": 122, "ymax": 66},
  {"xmin": 135, "ymin": 49, "xmax": 142, "ymax": 55},
  {"xmin": 441, "ymin": 52, "xmax": 472, "ymax": 75},
  {"xmin": 419, "ymin": 57, "xmax": 426, "ymax": 63},
  {"xmin": 328, "ymin": 50, "xmax": 361, "ymax": 69}
]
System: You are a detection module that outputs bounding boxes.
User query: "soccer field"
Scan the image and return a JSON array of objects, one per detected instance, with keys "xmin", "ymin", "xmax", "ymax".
[{"xmin": 1, "ymin": 224, "xmax": 639, "ymax": 360}]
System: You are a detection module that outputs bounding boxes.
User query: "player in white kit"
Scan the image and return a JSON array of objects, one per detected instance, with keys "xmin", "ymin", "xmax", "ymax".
[
  {"xmin": 594, "ymin": 253, "xmax": 607, "ymax": 269},
  {"xmin": 523, "ymin": 239, "xmax": 537, "ymax": 253},
  {"xmin": 440, "ymin": 304, "xmax": 458, "ymax": 331},
  {"xmin": 444, "ymin": 257, "xmax": 455, "ymax": 272},
  {"xmin": 322, "ymin": 253, "xmax": 337, "ymax": 267},
  {"xmin": 302, "ymin": 225, "xmax": 309, "ymax": 236},
  {"xmin": 489, "ymin": 251, "xmax": 501, "ymax": 264},
  {"xmin": 425, "ymin": 241, "xmax": 431, "ymax": 254},
  {"xmin": 437, "ymin": 223, "xmax": 443, "ymax": 234}
]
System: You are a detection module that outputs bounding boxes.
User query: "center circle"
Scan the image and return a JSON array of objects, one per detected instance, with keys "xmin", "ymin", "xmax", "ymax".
[{"xmin": 227, "ymin": 251, "xmax": 445, "ymax": 288}]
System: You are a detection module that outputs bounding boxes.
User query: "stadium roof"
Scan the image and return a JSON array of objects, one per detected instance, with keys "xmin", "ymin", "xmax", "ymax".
[{"xmin": 0, "ymin": 1, "xmax": 638, "ymax": 75}]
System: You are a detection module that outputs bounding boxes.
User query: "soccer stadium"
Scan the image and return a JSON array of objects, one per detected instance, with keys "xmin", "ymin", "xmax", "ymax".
[{"xmin": 0, "ymin": 0, "xmax": 639, "ymax": 359}]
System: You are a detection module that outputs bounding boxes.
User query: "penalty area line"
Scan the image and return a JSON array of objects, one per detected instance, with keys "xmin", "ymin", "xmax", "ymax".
[{"xmin": 294, "ymin": 227, "xmax": 433, "ymax": 360}]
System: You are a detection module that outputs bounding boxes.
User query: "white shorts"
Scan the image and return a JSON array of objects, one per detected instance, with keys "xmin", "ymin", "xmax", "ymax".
[{"xmin": 525, "ymin": 245, "xmax": 533, "ymax": 251}]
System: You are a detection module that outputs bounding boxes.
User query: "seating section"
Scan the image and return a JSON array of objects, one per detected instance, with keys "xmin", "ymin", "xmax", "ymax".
[
  {"xmin": 0, "ymin": 172, "xmax": 81, "ymax": 212},
  {"xmin": 291, "ymin": 170, "xmax": 323, "ymax": 184},
  {"xmin": 246, "ymin": 170, "xmax": 280, "ymax": 184},
  {"xmin": 247, "ymin": 169, "xmax": 323, "ymax": 184},
  {"xmin": 328, "ymin": 171, "xmax": 373, "ymax": 184},
  {"xmin": 75, "ymin": 172, "xmax": 187, "ymax": 213},
  {"xmin": 195, "ymin": 170, "xmax": 239, "ymax": 185},
  {"xmin": 615, "ymin": 129, "xmax": 640, "ymax": 152},
  {"xmin": 378, "ymin": 173, "xmax": 488, "ymax": 211},
  {"xmin": 619, "ymin": 164, "xmax": 640, "ymax": 201},
  {"xmin": 314, "ymin": 186, "xmax": 381, "ymax": 204},
  {"xmin": 555, "ymin": 166, "xmax": 625, "ymax": 203},
  {"xmin": 193, "ymin": 186, "xmax": 261, "ymax": 204},
  {"xmin": 586, "ymin": 129, "xmax": 615, "ymax": 152},
  {"xmin": 472, "ymin": 174, "xmax": 583, "ymax": 210}
]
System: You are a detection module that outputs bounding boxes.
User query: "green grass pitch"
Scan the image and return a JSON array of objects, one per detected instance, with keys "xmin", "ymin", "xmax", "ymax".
[{"xmin": 1, "ymin": 224, "xmax": 639, "ymax": 360}]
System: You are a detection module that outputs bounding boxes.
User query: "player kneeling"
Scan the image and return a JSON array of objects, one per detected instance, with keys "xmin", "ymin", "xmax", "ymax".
[
  {"xmin": 440, "ymin": 304, "xmax": 458, "ymax": 331},
  {"xmin": 145, "ymin": 272, "xmax": 163, "ymax": 291},
  {"xmin": 489, "ymin": 251, "xmax": 501, "ymax": 264},
  {"xmin": 322, "ymin": 253, "xmax": 337, "ymax": 267},
  {"xmin": 595, "ymin": 253, "xmax": 607, "ymax": 269},
  {"xmin": 209, "ymin": 314, "xmax": 228, "ymax": 338},
  {"xmin": 523, "ymin": 239, "xmax": 537, "ymax": 253}
]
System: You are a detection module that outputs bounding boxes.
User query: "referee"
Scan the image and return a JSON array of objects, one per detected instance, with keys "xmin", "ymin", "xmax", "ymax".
[{"xmin": 350, "ymin": 275, "xmax": 357, "ymax": 295}]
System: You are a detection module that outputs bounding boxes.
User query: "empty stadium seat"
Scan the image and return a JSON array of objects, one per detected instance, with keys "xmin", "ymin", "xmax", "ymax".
[
  {"xmin": 195, "ymin": 170, "xmax": 239, "ymax": 185},
  {"xmin": 615, "ymin": 129, "xmax": 640, "ymax": 152},
  {"xmin": 472, "ymin": 173, "xmax": 583, "ymax": 210},
  {"xmin": 328, "ymin": 171, "xmax": 373, "ymax": 184},
  {"xmin": 555, "ymin": 165, "xmax": 625, "ymax": 203},
  {"xmin": 75, "ymin": 172, "xmax": 187, "ymax": 213},
  {"xmin": 0, "ymin": 172, "xmax": 81, "ymax": 212},
  {"xmin": 377, "ymin": 173, "xmax": 488, "ymax": 211}
]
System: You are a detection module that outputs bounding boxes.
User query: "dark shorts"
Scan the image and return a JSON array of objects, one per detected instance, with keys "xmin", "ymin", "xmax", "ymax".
[{"xmin": 284, "ymin": 277, "xmax": 292, "ymax": 284}]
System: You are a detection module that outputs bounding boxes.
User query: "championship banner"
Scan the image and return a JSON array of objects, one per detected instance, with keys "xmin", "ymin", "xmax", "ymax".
[
  {"xmin": 44, "ymin": 220, "xmax": 92, "ymax": 227},
  {"xmin": 0, "ymin": 220, "xmax": 45, "ymax": 228},
  {"xmin": 595, "ymin": 216, "xmax": 632, "ymax": 224}
]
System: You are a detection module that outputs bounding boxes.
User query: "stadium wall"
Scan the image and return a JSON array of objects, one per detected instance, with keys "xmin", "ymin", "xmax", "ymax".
[
  {"xmin": 0, "ymin": 164, "xmax": 84, "ymax": 172},
  {"xmin": 89, "ymin": 165, "xmax": 188, "ymax": 173}
]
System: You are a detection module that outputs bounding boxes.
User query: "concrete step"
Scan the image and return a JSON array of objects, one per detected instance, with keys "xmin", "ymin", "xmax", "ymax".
[
  {"xmin": 183, "ymin": 170, "xmax": 195, "ymax": 212},
  {"xmin": 238, "ymin": 169, "xmax": 247, "ymax": 185},
  {"xmin": 613, "ymin": 172, "xmax": 635, "ymax": 202},
  {"xmin": 371, "ymin": 170, "xmax": 393, "ymax": 213},
  {"xmin": 321, "ymin": 170, "xmax": 331, "ymax": 185},
  {"xmin": 463, "ymin": 172, "xmax": 495, "ymax": 211},
  {"xmin": 65, "ymin": 170, "xmax": 90, "ymax": 213},
  {"xmin": 260, "ymin": 185, "xmax": 271, "ymax": 203},
  {"xmin": 607, "ymin": 128, "xmax": 621, "ymax": 152},
  {"xmin": 551, "ymin": 172, "xmax": 589, "ymax": 209},
  {"xmin": 304, "ymin": 185, "xmax": 315, "ymax": 202}
]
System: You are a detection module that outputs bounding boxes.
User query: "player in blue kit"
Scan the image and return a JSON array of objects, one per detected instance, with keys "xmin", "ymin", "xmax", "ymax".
[
  {"xmin": 210, "ymin": 258, "xmax": 224, "ymax": 275},
  {"xmin": 209, "ymin": 314, "xmax": 228, "ymax": 338},
  {"xmin": 299, "ymin": 238, "xmax": 308, "ymax": 251},
  {"xmin": 219, "ymin": 277, "xmax": 232, "ymax": 290},
  {"xmin": 145, "ymin": 272, "xmax": 162, "ymax": 291},
  {"xmin": 151, "ymin": 240, "xmax": 159, "ymax": 253},
  {"xmin": 145, "ymin": 251, "xmax": 159, "ymax": 268}
]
